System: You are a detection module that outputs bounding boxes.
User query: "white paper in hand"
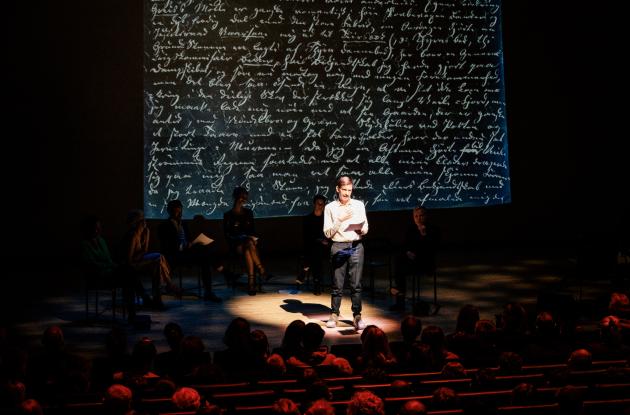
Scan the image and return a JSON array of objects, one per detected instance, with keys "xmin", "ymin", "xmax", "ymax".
[
  {"xmin": 192, "ymin": 233, "xmax": 214, "ymax": 245},
  {"xmin": 344, "ymin": 221, "xmax": 365, "ymax": 232}
]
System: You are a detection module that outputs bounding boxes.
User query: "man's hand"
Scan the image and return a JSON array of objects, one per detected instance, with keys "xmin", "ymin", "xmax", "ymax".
[{"xmin": 338, "ymin": 206, "xmax": 353, "ymax": 222}]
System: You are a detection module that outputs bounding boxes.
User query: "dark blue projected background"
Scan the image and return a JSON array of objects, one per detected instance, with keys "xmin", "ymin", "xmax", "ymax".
[{"xmin": 143, "ymin": 0, "xmax": 510, "ymax": 219}]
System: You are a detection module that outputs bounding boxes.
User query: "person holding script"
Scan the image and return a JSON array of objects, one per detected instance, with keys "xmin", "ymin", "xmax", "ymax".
[{"xmin": 323, "ymin": 175, "xmax": 369, "ymax": 331}]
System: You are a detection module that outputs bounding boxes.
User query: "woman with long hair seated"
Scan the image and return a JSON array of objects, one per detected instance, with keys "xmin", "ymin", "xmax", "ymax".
[{"xmin": 223, "ymin": 186, "xmax": 271, "ymax": 295}]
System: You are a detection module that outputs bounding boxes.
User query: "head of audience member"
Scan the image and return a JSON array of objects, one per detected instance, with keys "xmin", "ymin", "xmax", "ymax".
[
  {"xmin": 172, "ymin": 387, "xmax": 202, "ymax": 411},
  {"xmin": 400, "ymin": 315, "xmax": 422, "ymax": 343},
  {"xmin": 17, "ymin": 399, "xmax": 43, "ymax": 415},
  {"xmin": 498, "ymin": 352, "xmax": 523, "ymax": 375},
  {"xmin": 179, "ymin": 335, "xmax": 207, "ymax": 370},
  {"xmin": 131, "ymin": 337, "xmax": 157, "ymax": 372},
  {"xmin": 104, "ymin": 384, "xmax": 133, "ymax": 415},
  {"xmin": 164, "ymin": 322, "xmax": 184, "ymax": 351},
  {"xmin": 305, "ymin": 399, "xmax": 336, "ymax": 415},
  {"xmin": 312, "ymin": 194, "xmax": 327, "ymax": 216},
  {"xmin": 266, "ymin": 353, "xmax": 287, "ymax": 377},
  {"xmin": 251, "ymin": 329, "xmax": 270, "ymax": 360},
  {"xmin": 609, "ymin": 292, "xmax": 630, "ymax": 318},
  {"xmin": 556, "ymin": 385, "xmax": 584, "ymax": 415},
  {"xmin": 154, "ymin": 378, "xmax": 177, "ymax": 398},
  {"xmin": 347, "ymin": 390, "xmax": 385, "ymax": 415},
  {"xmin": 511, "ymin": 382, "xmax": 537, "ymax": 406},
  {"xmin": 271, "ymin": 398, "xmax": 301, "ymax": 415},
  {"xmin": 456, "ymin": 304, "xmax": 480, "ymax": 335},
  {"xmin": 398, "ymin": 399, "xmax": 426, "ymax": 415},
  {"xmin": 389, "ymin": 380, "xmax": 412, "ymax": 397},
  {"xmin": 500, "ymin": 302, "xmax": 528, "ymax": 334},
  {"xmin": 282, "ymin": 320, "xmax": 305, "ymax": 357},
  {"xmin": 420, "ymin": 325, "xmax": 446, "ymax": 352},
  {"xmin": 166, "ymin": 199, "xmax": 183, "ymax": 221},
  {"xmin": 303, "ymin": 322, "xmax": 326, "ymax": 352},
  {"xmin": 441, "ymin": 361, "xmax": 466, "ymax": 379},
  {"xmin": 535, "ymin": 311, "xmax": 559, "ymax": 337},
  {"xmin": 361, "ymin": 326, "xmax": 395, "ymax": 366},
  {"xmin": 42, "ymin": 325, "xmax": 65, "ymax": 354},
  {"xmin": 431, "ymin": 387, "xmax": 459, "ymax": 410},
  {"xmin": 475, "ymin": 319, "xmax": 497, "ymax": 341},
  {"xmin": 305, "ymin": 379, "xmax": 333, "ymax": 403},
  {"xmin": 599, "ymin": 315, "xmax": 624, "ymax": 344},
  {"xmin": 332, "ymin": 357, "xmax": 353, "ymax": 376},
  {"xmin": 567, "ymin": 349, "xmax": 592, "ymax": 371},
  {"xmin": 223, "ymin": 317, "xmax": 251, "ymax": 351},
  {"xmin": 232, "ymin": 186, "xmax": 249, "ymax": 208}
]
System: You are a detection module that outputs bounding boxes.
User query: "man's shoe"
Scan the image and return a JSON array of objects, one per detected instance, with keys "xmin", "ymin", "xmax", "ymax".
[
  {"xmin": 326, "ymin": 313, "xmax": 339, "ymax": 328},
  {"xmin": 204, "ymin": 292, "xmax": 223, "ymax": 303},
  {"xmin": 353, "ymin": 314, "xmax": 366, "ymax": 331}
]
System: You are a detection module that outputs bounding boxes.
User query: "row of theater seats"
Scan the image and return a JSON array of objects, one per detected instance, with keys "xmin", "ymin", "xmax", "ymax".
[{"xmin": 7, "ymin": 360, "xmax": 628, "ymax": 415}]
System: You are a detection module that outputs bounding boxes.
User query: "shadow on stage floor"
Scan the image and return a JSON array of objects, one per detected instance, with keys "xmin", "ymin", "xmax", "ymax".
[{"xmin": 2, "ymin": 245, "xmax": 617, "ymax": 361}]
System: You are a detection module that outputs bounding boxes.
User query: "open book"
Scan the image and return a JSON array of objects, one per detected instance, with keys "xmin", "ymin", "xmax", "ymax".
[{"xmin": 191, "ymin": 232, "xmax": 214, "ymax": 246}]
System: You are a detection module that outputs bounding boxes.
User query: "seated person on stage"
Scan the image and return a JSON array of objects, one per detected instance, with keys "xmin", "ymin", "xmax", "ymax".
[
  {"xmin": 157, "ymin": 199, "xmax": 226, "ymax": 303},
  {"xmin": 80, "ymin": 215, "xmax": 150, "ymax": 321},
  {"xmin": 297, "ymin": 194, "xmax": 330, "ymax": 295},
  {"xmin": 223, "ymin": 186, "xmax": 272, "ymax": 296},
  {"xmin": 390, "ymin": 206, "xmax": 441, "ymax": 312},
  {"xmin": 120, "ymin": 209, "xmax": 179, "ymax": 309}
]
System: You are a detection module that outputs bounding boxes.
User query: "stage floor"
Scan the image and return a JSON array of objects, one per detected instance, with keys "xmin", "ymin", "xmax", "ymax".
[{"xmin": 4, "ymin": 247, "xmax": 614, "ymax": 361}]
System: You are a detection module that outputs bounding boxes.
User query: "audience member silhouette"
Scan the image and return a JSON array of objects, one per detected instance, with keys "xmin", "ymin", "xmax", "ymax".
[
  {"xmin": 172, "ymin": 386, "xmax": 202, "ymax": 411},
  {"xmin": 17, "ymin": 399, "xmax": 43, "ymax": 415},
  {"xmin": 213, "ymin": 317, "xmax": 254, "ymax": 380},
  {"xmin": 298, "ymin": 194, "xmax": 330, "ymax": 295},
  {"xmin": 446, "ymin": 304, "xmax": 480, "ymax": 366},
  {"xmin": 120, "ymin": 209, "xmax": 179, "ymax": 309},
  {"xmin": 158, "ymin": 199, "xmax": 225, "ymax": 302},
  {"xmin": 523, "ymin": 311, "xmax": 571, "ymax": 364},
  {"xmin": 390, "ymin": 315, "xmax": 423, "ymax": 370},
  {"xmin": 390, "ymin": 206, "xmax": 441, "ymax": 313},
  {"xmin": 90, "ymin": 327, "xmax": 132, "ymax": 392},
  {"xmin": 355, "ymin": 326, "xmax": 397, "ymax": 374},
  {"xmin": 80, "ymin": 215, "xmax": 149, "ymax": 321},
  {"xmin": 273, "ymin": 319, "xmax": 306, "ymax": 361},
  {"xmin": 26, "ymin": 326, "xmax": 89, "ymax": 405},
  {"xmin": 417, "ymin": 325, "xmax": 459, "ymax": 372},
  {"xmin": 398, "ymin": 399, "xmax": 426, "ymax": 415},
  {"xmin": 271, "ymin": 397, "xmax": 301, "ymax": 415},
  {"xmin": 103, "ymin": 384, "xmax": 134, "ymax": 415},
  {"xmin": 347, "ymin": 390, "xmax": 385, "ymax": 415},
  {"xmin": 155, "ymin": 322, "xmax": 184, "ymax": 378},
  {"xmin": 304, "ymin": 398, "xmax": 336, "ymax": 415},
  {"xmin": 287, "ymin": 323, "xmax": 335, "ymax": 370},
  {"xmin": 223, "ymin": 186, "xmax": 272, "ymax": 295}
]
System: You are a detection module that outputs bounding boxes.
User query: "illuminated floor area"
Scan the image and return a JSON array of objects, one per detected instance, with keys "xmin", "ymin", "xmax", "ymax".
[{"xmin": 7, "ymin": 248, "xmax": 615, "ymax": 361}]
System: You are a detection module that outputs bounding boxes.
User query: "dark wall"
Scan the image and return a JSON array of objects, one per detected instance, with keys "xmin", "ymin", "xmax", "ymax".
[{"xmin": 4, "ymin": 1, "xmax": 625, "ymax": 267}]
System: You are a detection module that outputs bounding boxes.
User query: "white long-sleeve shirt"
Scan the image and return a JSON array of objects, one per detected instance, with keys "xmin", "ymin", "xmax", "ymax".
[{"xmin": 323, "ymin": 199, "xmax": 369, "ymax": 242}]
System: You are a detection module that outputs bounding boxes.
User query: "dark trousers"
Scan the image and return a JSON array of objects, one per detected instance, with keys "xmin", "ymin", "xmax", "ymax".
[{"xmin": 330, "ymin": 241, "xmax": 364, "ymax": 316}]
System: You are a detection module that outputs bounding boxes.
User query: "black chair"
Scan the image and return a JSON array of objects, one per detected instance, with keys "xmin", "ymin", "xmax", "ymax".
[
  {"xmin": 83, "ymin": 267, "xmax": 125, "ymax": 321},
  {"xmin": 363, "ymin": 236, "xmax": 393, "ymax": 299}
]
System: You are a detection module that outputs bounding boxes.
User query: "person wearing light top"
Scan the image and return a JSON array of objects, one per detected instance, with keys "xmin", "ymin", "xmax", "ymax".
[{"xmin": 323, "ymin": 175, "xmax": 369, "ymax": 330}]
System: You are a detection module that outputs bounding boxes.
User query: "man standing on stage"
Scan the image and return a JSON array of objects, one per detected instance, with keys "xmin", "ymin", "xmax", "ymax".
[{"xmin": 323, "ymin": 175, "xmax": 369, "ymax": 330}]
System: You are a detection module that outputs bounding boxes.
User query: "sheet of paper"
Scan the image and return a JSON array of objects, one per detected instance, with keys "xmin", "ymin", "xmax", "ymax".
[
  {"xmin": 192, "ymin": 232, "xmax": 214, "ymax": 245},
  {"xmin": 344, "ymin": 221, "xmax": 365, "ymax": 232}
]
